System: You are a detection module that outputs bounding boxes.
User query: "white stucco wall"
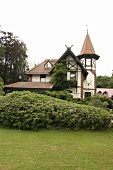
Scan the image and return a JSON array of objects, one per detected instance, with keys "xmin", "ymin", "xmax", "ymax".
[
  {"xmin": 46, "ymin": 75, "xmax": 51, "ymax": 82},
  {"xmin": 32, "ymin": 75, "xmax": 40, "ymax": 82},
  {"xmin": 83, "ymin": 71, "xmax": 95, "ymax": 98},
  {"xmin": 32, "ymin": 74, "xmax": 51, "ymax": 82}
]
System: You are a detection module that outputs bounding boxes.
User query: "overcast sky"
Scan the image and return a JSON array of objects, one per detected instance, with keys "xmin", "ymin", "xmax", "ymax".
[{"xmin": 0, "ymin": 0, "xmax": 113, "ymax": 76}]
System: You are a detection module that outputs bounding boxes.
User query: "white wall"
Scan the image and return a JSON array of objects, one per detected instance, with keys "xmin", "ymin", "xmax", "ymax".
[
  {"xmin": 83, "ymin": 71, "xmax": 95, "ymax": 98},
  {"xmin": 32, "ymin": 75, "xmax": 40, "ymax": 82},
  {"xmin": 32, "ymin": 74, "xmax": 51, "ymax": 82}
]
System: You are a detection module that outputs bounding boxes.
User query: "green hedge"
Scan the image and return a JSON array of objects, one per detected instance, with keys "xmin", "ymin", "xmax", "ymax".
[
  {"xmin": 0, "ymin": 91, "xmax": 112, "ymax": 130},
  {"xmin": 45, "ymin": 90, "xmax": 73, "ymax": 101}
]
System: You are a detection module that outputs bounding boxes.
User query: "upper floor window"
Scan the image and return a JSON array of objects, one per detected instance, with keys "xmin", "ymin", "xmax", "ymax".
[
  {"xmin": 70, "ymin": 72, "xmax": 76, "ymax": 80},
  {"xmin": 40, "ymin": 74, "xmax": 46, "ymax": 82},
  {"xmin": 86, "ymin": 59, "xmax": 91, "ymax": 66}
]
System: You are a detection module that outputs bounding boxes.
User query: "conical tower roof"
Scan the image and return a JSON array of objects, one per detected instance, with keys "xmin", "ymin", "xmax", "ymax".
[{"xmin": 80, "ymin": 31, "xmax": 95, "ymax": 55}]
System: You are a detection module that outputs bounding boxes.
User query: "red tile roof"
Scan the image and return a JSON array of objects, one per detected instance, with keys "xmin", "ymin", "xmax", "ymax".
[
  {"xmin": 4, "ymin": 82, "xmax": 53, "ymax": 89},
  {"xmin": 26, "ymin": 59, "xmax": 57, "ymax": 75},
  {"xmin": 80, "ymin": 32, "xmax": 95, "ymax": 55}
]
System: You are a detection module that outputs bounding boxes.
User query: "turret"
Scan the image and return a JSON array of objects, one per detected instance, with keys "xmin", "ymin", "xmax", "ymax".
[
  {"xmin": 78, "ymin": 30, "xmax": 100, "ymax": 71},
  {"xmin": 77, "ymin": 30, "xmax": 100, "ymax": 98}
]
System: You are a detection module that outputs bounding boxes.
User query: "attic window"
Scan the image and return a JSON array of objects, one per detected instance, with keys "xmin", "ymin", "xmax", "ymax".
[{"xmin": 45, "ymin": 62, "xmax": 51, "ymax": 68}]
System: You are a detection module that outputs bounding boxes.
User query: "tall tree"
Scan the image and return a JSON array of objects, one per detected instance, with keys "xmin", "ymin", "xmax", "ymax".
[
  {"xmin": 0, "ymin": 77, "xmax": 4, "ymax": 96},
  {"xmin": 0, "ymin": 31, "xmax": 29, "ymax": 84},
  {"xmin": 96, "ymin": 75, "xmax": 113, "ymax": 88}
]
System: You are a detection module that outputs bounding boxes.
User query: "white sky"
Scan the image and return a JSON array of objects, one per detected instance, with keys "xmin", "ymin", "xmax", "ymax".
[{"xmin": 0, "ymin": 0, "xmax": 113, "ymax": 76}]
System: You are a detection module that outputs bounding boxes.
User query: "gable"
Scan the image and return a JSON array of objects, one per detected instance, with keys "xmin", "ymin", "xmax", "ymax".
[
  {"xmin": 26, "ymin": 59, "xmax": 57, "ymax": 75},
  {"xmin": 54, "ymin": 48, "xmax": 88, "ymax": 78}
]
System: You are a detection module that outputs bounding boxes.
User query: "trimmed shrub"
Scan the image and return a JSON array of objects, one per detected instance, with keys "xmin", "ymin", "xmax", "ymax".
[
  {"xmin": 0, "ymin": 91, "xmax": 112, "ymax": 130},
  {"xmin": 45, "ymin": 90, "xmax": 73, "ymax": 101}
]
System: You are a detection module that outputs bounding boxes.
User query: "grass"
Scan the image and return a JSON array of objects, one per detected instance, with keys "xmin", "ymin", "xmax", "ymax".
[{"xmin": 0, "ymin": 127, "xmax": 113, "ymax": 170}]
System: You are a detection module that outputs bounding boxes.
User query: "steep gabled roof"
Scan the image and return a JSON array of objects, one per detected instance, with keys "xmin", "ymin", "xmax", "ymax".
[
  {"xmin": 53, "ymin": 47, "xmax": 88, "ymax": 78},
  {"xmin": 80, "ymin": 31, "xmax": 95, "ymax": 55},
  {"xmin": 26, "ymin": 59, "xmax": 57, "ymax": 75}
]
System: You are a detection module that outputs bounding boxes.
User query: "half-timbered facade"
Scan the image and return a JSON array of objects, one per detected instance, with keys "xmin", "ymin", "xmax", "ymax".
[{"xmin": 4, "ymin": 31, "xmax": 100, "ymax": 98}]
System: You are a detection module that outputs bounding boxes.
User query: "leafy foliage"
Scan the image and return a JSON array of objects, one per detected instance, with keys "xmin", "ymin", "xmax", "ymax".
[
  {"xmin": 96, "ymin": 75, "xmax": 113, "ymax": 88},
  {"xmin": 50, "ymin": 63, "xmax": 74, "ymax": 90},
  {"xmin": 0, "ymin": 77, "xmax": 4, "ymax": 96},
  {"xmin": 0, "ymin": 31, "xmax": 29, "ymax": 84},
  {"xmin": 0, "ymin": 91, "xmax": 112, "ymax": 130},
  {"xmin": 45, "ymin": 91, "xmax": 113, "ymax": 110},
  {"xmin": 45, "ymin": 90, "xmax": 73, "ymax": 101},
  {"xmin": 88, "ymin": 95, "xmax": 103, "ymax": 108}
]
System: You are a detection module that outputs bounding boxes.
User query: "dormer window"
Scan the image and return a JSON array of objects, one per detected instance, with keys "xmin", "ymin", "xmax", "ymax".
[{"xmin": 45, "ymin": 62, "xmax": 51, "ymax": 68}]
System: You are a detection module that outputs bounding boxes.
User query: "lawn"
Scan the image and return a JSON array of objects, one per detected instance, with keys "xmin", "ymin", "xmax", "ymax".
[{"xmin": 0, "ymin": 127, "xmax": 113, "ymax": 170}]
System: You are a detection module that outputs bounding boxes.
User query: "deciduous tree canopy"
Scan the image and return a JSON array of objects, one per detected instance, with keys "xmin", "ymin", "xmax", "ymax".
[
  {"xmin": 0, "ymin": 77, "xmax": 4, "ymax": 96},
  {"xmin": 0, "ymin": 31, "xmax": 29, "ymax": 84},
  {"xmin": 96, "ymin": 75, "xmax": 113, "ymax": 88}
]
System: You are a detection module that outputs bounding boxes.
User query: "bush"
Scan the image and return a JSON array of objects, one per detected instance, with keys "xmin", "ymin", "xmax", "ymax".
[
  {"xmin": 45, "ymin": 90, "xmax": 73, "ymax": 101},
  {"xmin": 99, "ymin": 96, "xmax": 113, "ymax": 109},
  {"xmin": 0, "ymin": 91, "xmax": 112, "ymax": 130},
  {"xmin": 88, "ymin": 95, "xmax": 103, "ymax": 108}
]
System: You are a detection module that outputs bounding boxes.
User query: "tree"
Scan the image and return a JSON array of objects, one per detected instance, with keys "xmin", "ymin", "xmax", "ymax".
[
  {"xmin": 96, "ymin": 75, "xmax": 113, "ymax": 88},
  {"xmin": 0, "ymin": 31, "xmax": 29, "ymax": 84},
  {"xmin": 50, "ymin": 63, "xmax": 74, "ymax": 91},
  {"xmin": 0, "ymin": 77, "xmax": 4, "ymax": 96}
]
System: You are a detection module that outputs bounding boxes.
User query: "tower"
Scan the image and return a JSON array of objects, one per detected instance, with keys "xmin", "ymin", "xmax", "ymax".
[{"xmin": 78, "ymin": 30, "xmax": 100, "ymax": 98}]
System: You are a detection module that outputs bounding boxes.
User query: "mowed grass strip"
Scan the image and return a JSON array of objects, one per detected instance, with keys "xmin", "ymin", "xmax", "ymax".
[{"xmin": 0, "ymin": 127, "xmax": 113, "ymax": 170}]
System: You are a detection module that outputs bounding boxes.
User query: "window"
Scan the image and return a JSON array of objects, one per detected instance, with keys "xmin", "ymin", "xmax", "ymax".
[
  {"xmin": 70, "ymin": 72, "xmax": 76, "ymax": 80},
  {"xmin": 40, "ymin": 75, "xmax": 46, "ymax": 78},
  {"xmin": 40, "ymin": 74, "xmax": 46, "ymax": 82},
  {"xmin": 97, "ymin": 91, "xmax": 102, "ymax": 95},
  {"xmin": 45, "ymin": 62, "xmax": 51, "ymax": 68},
  {"xmin": 103, "ymin": 91, "xmax": 108, "ymax": 96},
  {"xmin": 86, "ymin": 59, "xmax": 91, "ymax": 66},
  {"xmin": 85, "ymin": 92, "xmax": 91, "ymax": 98}
]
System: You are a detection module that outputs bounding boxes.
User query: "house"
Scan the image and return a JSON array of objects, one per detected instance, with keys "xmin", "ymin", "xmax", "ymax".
[{"xmin": 4, "ymin": 31, "xmax": 100, "ymax": 98}]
